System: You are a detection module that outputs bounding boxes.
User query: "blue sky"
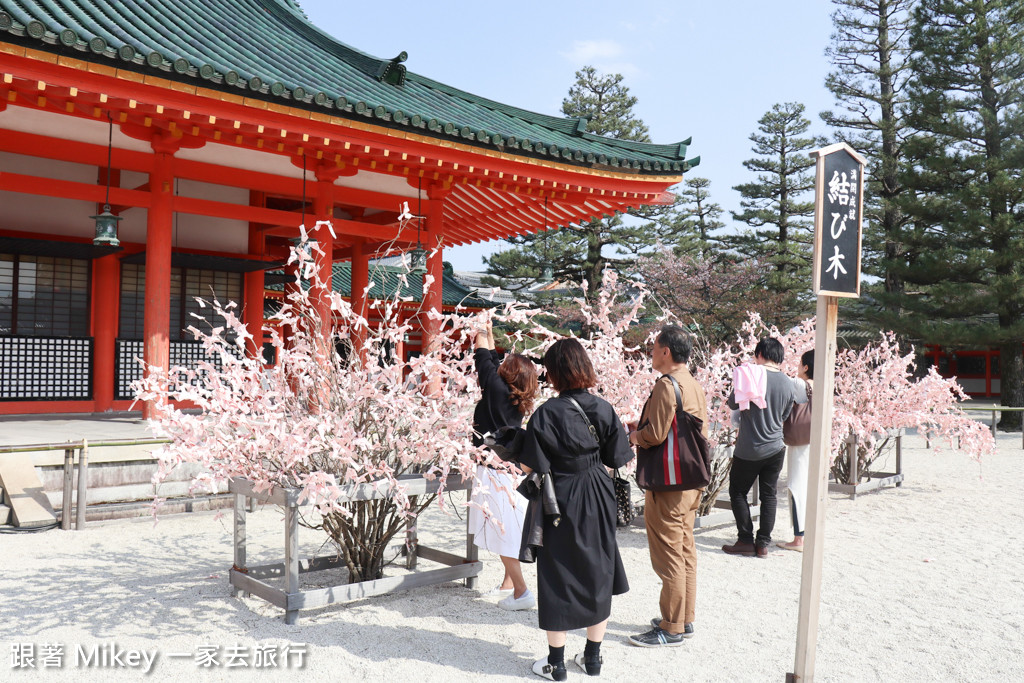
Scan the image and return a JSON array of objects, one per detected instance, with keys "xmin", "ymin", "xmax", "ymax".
[{"xmin": 299, "ymin": 0, "xmax": 839, "ymax": 271}]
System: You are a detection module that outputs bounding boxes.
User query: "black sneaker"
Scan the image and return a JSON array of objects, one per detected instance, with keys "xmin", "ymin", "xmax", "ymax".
[
  {"xmin": 628, "ymin": 627, "xmax": 684, "ymax": 648},
  {"xmin": 532, "ymin": 657, "xmax": 567, "ymax": 681},
  {"xmin": 649, "ymin": 618, "xmax": 695, "ymax": 638}
]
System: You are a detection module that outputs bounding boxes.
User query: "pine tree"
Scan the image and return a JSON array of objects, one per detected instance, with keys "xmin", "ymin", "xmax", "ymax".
[
  {"xmin": 484, "ymin": 67, "xmax": 686, "ymax": 298},
  {"xmin": 561, "ymin": 66, "xmax": 651, "ymax": 142},
  {"xmin": 821, "ymin": 0, "xmax": 916, "ymax": 312},
  {"xmin": 894, "ymin": 0, "xmax": 1024, "ymax": 427},
  {"xmin": 730, "ymin": 102, "xmax": 823, "ymax": 314},
  {"xmin": 671, "ymin": 176, "xmax": 727, "ymax": 258}
]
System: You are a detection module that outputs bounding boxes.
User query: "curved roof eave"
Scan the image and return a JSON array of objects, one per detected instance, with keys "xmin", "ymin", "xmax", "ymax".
[{"xmin": 0, "ymin": 0, "xmax": 699, "ymax": 174}]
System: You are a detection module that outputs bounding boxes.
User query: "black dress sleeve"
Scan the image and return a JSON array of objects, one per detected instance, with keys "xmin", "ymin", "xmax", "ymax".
[
  {"xmin": 474, "ymin": 348, "xmax": 502, "ymax": 391},
  {"xmin": 518, "ymin": 406, "xmax": 552, "ymax": 474},
  {"xmin": 598, "ymin": 399, "xmax": 634, "ymax": 469}
]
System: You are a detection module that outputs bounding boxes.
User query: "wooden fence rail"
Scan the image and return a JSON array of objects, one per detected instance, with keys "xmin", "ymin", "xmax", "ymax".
[
  {"xmin": 0, "ymin": 438, "xmax": 169, "ymax": 529},
  {"xmin": 961, "ymin": 406, "xmax": 1024, "ymax": 449}
]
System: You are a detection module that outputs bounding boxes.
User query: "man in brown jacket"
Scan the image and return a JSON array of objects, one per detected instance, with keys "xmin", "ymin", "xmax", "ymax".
[{"xmin": 626, "ymin": 325, "xmax": 708, "ymax": 648}]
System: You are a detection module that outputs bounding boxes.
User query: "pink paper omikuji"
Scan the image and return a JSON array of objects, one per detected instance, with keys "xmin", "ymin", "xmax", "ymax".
[
  {"xmin": 135, "ymin": 225, "xmax": 992, "ymax": 539},
  {"xmin": 132, "ymin": 224, "xmax": 660, "ymax": 529},
  {"xmin": 700, "ymin": 312, "xmax": 995, "ymax": 463}
]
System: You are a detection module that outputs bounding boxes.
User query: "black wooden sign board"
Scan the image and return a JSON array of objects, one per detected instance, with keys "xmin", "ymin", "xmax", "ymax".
[{"xmin": 811, "ymin": 143, "xmax": 865, "ymax": 297}]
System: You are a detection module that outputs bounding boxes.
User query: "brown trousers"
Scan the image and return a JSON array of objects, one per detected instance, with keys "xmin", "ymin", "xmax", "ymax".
[{"xmin": 644, "ymin": 488, "xmax": 701, "ymax": 633}]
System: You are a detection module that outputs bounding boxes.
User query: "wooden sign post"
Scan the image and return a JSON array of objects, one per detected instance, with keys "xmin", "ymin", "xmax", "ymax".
[{"xmin": 789, "ymin": 142, "xmax": 866, "ymax": 683}]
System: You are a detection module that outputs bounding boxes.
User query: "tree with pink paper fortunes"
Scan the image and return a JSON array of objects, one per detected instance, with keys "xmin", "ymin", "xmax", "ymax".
[
  {"xmin": 569, "ymin": 270, "xmax": 661, "ymax": 427},
  {"xmin": 135, "ymin": 225, "xmax": 673, "ymax": 585},
  {"xmin": 717, "ymin": 313, "xmax": 995, "ymax": 484},
  {"xmin": 135, "ymin": 222, "xmax": 500, "ymax": 584},
  {"xmin": 486, "ymin": 269, "xmax": 661, "ymax": 429}
]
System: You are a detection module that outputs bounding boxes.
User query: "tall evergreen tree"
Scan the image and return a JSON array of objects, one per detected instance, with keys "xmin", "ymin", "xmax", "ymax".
[
  {"xmin": 484, "ymin": 67, "xmax": 686, "ymax": 297},
  {"xmin": 730, "ymin": 102, "xmax": 822, "ymax": 313},
  {"xmin": 895, "ymin": 0, "xmax": 1024, "ymax": 427},
  {"xmin": 821, "ymin": 0, "xmax": 916, "ymax": 311},
  {"xmin": 671, "ymin": 176, "xmax": 727, "ymax": 258},
  {"xmin": 562, "ymin": 66, "xmax": 651, "ymax": 141}
]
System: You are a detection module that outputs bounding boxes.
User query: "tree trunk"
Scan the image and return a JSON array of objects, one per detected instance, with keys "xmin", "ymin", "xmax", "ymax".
[
  {"xmin": 877, "ymin": 0, "xmax": 905, "ymax": 309},
  {"xmin": 320, "ymin": 494, "xmax": 436, "ymax": 583},
  {"xmin": 998, "ymin": 341, "xmax": 1023, "ymax": 431},
  {"xmin": 584, "ymin": 233, "xmax": 604, "ymax": 299}
]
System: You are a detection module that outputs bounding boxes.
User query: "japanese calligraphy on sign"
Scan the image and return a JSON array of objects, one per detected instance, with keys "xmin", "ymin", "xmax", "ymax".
[{"xmin": 811, "ymin": 143, "xmax": 865, "ymax": 297}]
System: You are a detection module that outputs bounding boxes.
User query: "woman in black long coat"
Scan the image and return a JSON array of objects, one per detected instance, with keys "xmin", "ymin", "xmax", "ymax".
[{"xmin": 518, "ymin": 338, "xmax": 634, "ymax": 681}]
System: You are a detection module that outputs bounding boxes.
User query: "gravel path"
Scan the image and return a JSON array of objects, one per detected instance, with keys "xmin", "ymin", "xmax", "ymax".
[{"xmin": 2, "ymin": 433, "xmax": 1021, "ymax": 681}]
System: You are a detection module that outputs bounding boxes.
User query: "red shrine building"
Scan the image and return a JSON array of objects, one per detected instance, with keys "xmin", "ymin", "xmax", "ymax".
[{"xmin": 0, "ymin": 0, "xmax": 698, "ymax": 417}]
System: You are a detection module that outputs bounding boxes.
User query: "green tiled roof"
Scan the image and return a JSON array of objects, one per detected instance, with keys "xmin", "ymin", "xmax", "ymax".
[
  {"xmin": 332, "ymin": 262, "xmax": 492, "ymax": 307},
  {"xmin": 0, "ymin": 0, "xmax": 699, "ymax": 173},
  {"xmin": 267, "ymin": 262, "xmax": 494, "ymax": 309}
]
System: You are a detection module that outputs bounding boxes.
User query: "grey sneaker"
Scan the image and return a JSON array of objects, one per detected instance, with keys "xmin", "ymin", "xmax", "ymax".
[
  {"xmin": 629, "ymin": 626, "xmax": 684, "ymax": 647},
  {"xmin": 649, "ymin": 618, "xmax": 695, "ymax": 638}
]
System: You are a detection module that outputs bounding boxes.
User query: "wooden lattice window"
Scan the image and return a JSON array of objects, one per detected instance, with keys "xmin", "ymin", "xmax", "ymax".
[
  {"xmin": 119, "ymin": 264, "xmax": 242, "ymax": 341},
  {"xmin": 0, "ymin": 253, "xmax": 90, "ymax": 337},
  {"xmin": 115, "ymin": 338, "xmax": 242, "ymax": 400},
  {"xmin": 0, "ymin": 336, "xmax": 92, "ymax": 400}
]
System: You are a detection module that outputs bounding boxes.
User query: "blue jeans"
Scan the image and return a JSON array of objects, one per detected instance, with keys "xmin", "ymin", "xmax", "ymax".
[{"xmin": 729, "ymin": 448, "xmax": 786, "ymax": 547}]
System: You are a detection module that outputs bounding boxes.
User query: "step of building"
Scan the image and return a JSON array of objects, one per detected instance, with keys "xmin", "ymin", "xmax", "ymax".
[
  {"xmin": 73, "ymin": 493, "xmax": 235, "ymax": 523},
  {"xmin": 45, "ymin": 478, "xmax": 229, "ymax": 509},
  {"xmin": 0, "ymin": 453, "xmax": 58, "ymax": 527}
]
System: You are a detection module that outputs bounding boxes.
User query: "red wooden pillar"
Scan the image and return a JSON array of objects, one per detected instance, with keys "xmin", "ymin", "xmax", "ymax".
[
  {"xmin": 91, "ymin": 253, "xmax": 119, "ymax": 411},
  {"xmin": 422, "ymin": 191, "xmax": 446, "ymax": 395},
  {"xmin": 311, "ymin": 170, "xmax": 335, "ymax": 339},
  {"xmin": 350, "ymin": 237, "xmax": 369, "ymax": 364},
  {"xmin": 282, "ymin": 261, "xmax": 300, "ymax": 350},
  {"xmin": 395, "ymin": 308, "xmax": 406, "ymax": 365},
  {"xmin": 92, "ymin": 166, "xmax": 120, "ymax": 412},
  {"xmin": 142, "ymin": 136, "xmax": 177, "ymax": 419},
  {"xmin": 243, "ymin": 191, "xmax": 266, "ymax": 360},
  {"xmin": 422, "ymin": 191, "xmax": 446, "ymax": 352}
]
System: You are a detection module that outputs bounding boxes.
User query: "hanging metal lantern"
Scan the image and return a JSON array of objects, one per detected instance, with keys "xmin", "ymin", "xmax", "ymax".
[
  {"xmin": 91, "ymin": 204, "xmax": 122, "ymax": 247},
  {"xmin": 92, "ymin": 115, "xmax": 122, "ymax": 247},
  {"xmin": 409, "ymin": 244, "xmax": 428, "ymax": 274},
  {"xmin": 290, "ymin": 235, "xmax": 318, "ymax": 258}
]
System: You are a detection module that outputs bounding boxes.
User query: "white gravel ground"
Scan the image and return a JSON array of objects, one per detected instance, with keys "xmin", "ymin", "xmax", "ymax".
[{"xmin": 1, "ymin": 432, "xmax": 1022, "ymax": 682}]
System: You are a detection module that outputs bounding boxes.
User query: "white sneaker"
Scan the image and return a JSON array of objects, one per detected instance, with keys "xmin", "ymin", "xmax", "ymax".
[
  {"xmin": 498, "ymin": 589, "xmax": 536, "ymax": 611},
  {"xmin": 481, "ymin": 585, "xmax": 514, "ymax": 598}
]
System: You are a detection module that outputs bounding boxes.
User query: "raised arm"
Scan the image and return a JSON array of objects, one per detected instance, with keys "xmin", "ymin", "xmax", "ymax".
[{"xmin": 474, "ymin": 317, "xmax": 494, "ymax": 351}]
